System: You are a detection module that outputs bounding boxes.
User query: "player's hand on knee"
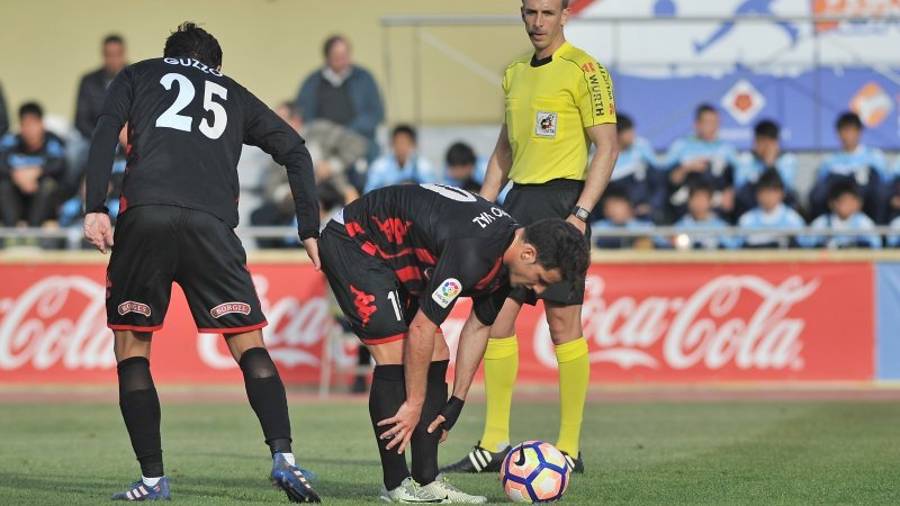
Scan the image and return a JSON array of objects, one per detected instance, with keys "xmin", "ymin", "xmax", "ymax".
[
  {"xmin": 84, "ymin": 212, "xmax": 114, "ymax": 254},
  {"xmin": 377, "ymin": 400, "xmax": 422, "ymax": 453},
  {"xmin": 302, "ymin": 237, "xmax": 321, "ymax": 271}
]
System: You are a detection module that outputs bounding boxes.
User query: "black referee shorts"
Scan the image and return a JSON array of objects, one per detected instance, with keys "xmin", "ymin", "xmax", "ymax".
[
  {"xmin": 106, "ymin": 205, "xmax": 266, "ymax": 334},
  {"xmin": 503, "ymin": 178, "xmax": 590, "ymax": 306}
]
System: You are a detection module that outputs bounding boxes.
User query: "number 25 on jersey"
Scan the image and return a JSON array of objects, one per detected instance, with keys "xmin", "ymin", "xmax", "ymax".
[{"xmin": 156, "ymin": 72, "xmax": 228, "ymax": 139}]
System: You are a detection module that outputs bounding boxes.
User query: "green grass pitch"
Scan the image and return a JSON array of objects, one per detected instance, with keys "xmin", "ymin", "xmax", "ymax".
[{"xmin": 1, "ymin": 397, "xmax": 898, "ymax": 505}]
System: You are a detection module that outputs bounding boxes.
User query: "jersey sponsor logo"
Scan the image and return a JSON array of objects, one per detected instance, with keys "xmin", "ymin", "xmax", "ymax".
[
  {"xmin": 209, "ymin": 302, "xmax": 252, "ymax": 319},
  {"xmin": 432, "ymin": 278, "xmax": 462, "ymax": 309},
  {"xmin": 162, "ymin": 57, "xmax": 224, "ymax": 77},
  {"xmin": 118, "ymin": 301, "xmax": 151, "ymax": 317},
  {"xmin": 372, "ymin": 216, "xmax": 413, "ymax": 245},
  {"xmin": 588, "ymin": 71, "xmax": 606, "ymax": 117},
  {"xmin": 535, "ymin": 111, "xmax": 558, "ymax": 138},
  {"xmin": 472, "ymin": 206, "xmax": 512, "ymax": 229}
]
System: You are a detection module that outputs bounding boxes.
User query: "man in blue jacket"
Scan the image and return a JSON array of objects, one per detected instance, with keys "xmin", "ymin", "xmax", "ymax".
[{"xmin": 296, "ymin": 35, "xmax": 384, "ymax": 162}]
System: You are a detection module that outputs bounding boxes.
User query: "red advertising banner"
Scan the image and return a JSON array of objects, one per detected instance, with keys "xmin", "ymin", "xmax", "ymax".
[
  {"xmin": 0, "ymin": 263, "xmax": 332, "ymax": 383},
  {"xmin": 0, "ymin": 261, "xmax": 876, "ymax": 384}
]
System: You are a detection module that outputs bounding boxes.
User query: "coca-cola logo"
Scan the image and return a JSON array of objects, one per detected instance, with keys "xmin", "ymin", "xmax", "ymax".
[
  {"xmin": 197, "ymin": 275, "xmax": 332, "ymax": 369},
  {"xmin": 0, "ymin": 276, "xmax": 115, "ymax": 370},
  {"xmin": 534, "ymin": 274, "xmax": 820, "ymax": 371}
]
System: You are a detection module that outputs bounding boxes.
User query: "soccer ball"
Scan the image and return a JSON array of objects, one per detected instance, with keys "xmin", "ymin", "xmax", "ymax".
[{"xmin": 500, "ymin": 441, "xmax": 570, "ymax": 503}]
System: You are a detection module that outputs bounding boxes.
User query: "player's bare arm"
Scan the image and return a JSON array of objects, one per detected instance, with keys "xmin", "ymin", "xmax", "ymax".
[
  {"xmin": 568, "ymin": 123, "xmax": 619, "ymax": 233},
  {"xmin": 378, "ymin": 309, "xmax": 439, "ymax": 453},
  {"xmin": 480, "ymin": 123, "xmax": 512, "ymax": 202}
]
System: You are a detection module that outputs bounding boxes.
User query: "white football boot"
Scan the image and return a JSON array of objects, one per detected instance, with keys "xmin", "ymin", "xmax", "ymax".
[{"xmin": 420, "ymin": 475, "xmax": 487, "ymax": 504}]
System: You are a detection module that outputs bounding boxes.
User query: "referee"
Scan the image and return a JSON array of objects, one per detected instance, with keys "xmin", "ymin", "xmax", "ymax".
[{"xmin": 442, "ymin": 0, "xmax": 618, "ymax": 475}]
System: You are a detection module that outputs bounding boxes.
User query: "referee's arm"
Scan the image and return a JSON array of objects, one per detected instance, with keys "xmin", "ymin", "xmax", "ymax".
[
  {"xmin": 568, "ymin": 123, "xmax": 618, "ymax": 232},
  {"xmin": 480, "ymin": 123, "xmax": 512, "ymax": 202}
]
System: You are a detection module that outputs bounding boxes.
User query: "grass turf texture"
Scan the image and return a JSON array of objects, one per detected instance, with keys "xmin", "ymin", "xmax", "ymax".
[{"xmin": 1, "ymin": 399, "xmax": 898, "ymax": 505}]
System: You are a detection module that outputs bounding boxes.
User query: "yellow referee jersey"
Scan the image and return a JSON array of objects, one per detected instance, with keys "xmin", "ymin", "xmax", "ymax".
[{"xmin": 503, "ymin": 41, "xmax": 616, "ymax": 184}]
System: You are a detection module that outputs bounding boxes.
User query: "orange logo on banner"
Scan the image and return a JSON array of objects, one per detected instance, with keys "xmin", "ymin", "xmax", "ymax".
[
  {"xmin": 851, "ymin": 82, "xmax": 894, "ymax": 127},
  {"xmin": 814, "ymin": 0, "xmax": 900, "ymax": 32}
]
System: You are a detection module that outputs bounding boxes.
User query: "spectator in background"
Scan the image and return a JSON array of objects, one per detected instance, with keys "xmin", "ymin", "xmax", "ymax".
[
  {"xmin": 810, "ymin": 112, "xmax": 889, "ymax": 222},
  {"xmin": 591, "ymin": 186, "xmax": 655, "ymax": 249},
  {"xmin": 671, "ymin": 179, "xmax": 739, "ymax": 250},
  {"xmin": 888, "ymin": 214, "xmax": 900, "ymax": 248},
  {"xmin": 363, "ymin": 125, "xmax": 436, "ymax": 193},
  {"xmin": 444, "ymin": 141, "xmax": 485, "ymax": 193},
  {"xmin": 0, "ymin": 102, "xmax": 67, "ymax": 232},
  {"xmin": 271, "ymin": 101, "xmax": 365, "ymax": 201},
  {"xmin": 607, "ymin": 113, "xmax": 660, "ymax": 220},
  {"xmin": 889, "ymin": 160, "xmax": 900, "ymax": 221},
  {"xmin": 296, "ymin": 35, "xmax": 384, "ymax": 162},
  {"xmin": 0, "ymin": 82, "xmax": 8, "ymax": 137},
  {"xmin": 75, "ymin": 34, "xmax": 127, "ymax": 140},
  {"xmin": 803, "ymin": 180, "xmax": 881, "ymax": 249},
  {"xmin": 737, "ymin": 169, "xmax": 806, "ymax": 249},
  {"xmin": 663, "ymin": 104, "xmax": 738, "ymax": 222},
  {"xmin": 58, "ymin": 126, "xmax": 128, "ymax": 231},
  {"xmin": 734, "ymin": 119, "xmax": 798, "ymax": 217}
]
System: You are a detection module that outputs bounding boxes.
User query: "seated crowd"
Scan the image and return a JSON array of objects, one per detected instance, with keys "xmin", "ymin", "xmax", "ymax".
[{"xmin": 1, "ymin": 33, "xmax": 898, "ymax": 251}]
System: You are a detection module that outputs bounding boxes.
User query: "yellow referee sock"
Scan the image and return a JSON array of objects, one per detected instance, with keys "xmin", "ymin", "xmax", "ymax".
[
  {"xmin": 555, "ymin": 337, "xmax": 589, "ymax": 457},
  {"xmin": 479, "ymin": 336, "xmax": 518, "ymax": 452}
]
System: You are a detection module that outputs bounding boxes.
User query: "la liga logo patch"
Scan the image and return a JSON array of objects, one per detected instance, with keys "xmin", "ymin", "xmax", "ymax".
[{"xmin": 431, "ymin": 278, "xmax": 462, "ymax": 309}]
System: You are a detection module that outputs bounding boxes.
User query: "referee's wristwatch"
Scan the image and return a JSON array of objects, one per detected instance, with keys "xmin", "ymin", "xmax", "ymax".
[{"xmin": 571, "ymin": 205, "xmax": 591, "ymax": 223}]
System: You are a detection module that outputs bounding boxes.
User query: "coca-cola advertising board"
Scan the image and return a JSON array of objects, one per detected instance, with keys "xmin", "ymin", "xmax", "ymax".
[{"xmin": 0, "ymin": 261, "xmax": 876, "ymax": 384}]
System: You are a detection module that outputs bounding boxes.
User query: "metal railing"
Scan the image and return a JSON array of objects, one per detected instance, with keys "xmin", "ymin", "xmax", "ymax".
[{"xmin": 1, "ymin": 225, "xmax": 896, "ymax": 248}]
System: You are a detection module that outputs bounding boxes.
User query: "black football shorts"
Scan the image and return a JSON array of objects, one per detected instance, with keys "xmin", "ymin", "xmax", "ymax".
[
  {"xmin": 106, "ymin": 205, "xmax": 266, "ymax": 333},
  {"xmin": 319, "ymin": 220, "xmax": 418, "ymax": 345},
  {"xmin": 502, "ymin": 178, "xmax": 590, "ymax": 306}
]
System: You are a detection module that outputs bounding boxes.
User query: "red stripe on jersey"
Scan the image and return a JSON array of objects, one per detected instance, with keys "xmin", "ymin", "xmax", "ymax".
[
  {"xmin": 362, "ymin": 333, "xmax": 406, "ymax": 345},
  {"xmin": 475, "ymin": 257, "xmax": 504, "ymax": 290},
  {"xmin": 119, "ymin": 195, "xmax": 128, "ymax": 213},
  {"xmin": 346, "ymin": 221, "xmax": 365, "ymax": 238},
  {"xmin": 197, "ymin": 321, "xmax": 268, "ymax": 334},
  {"xmin": 395, "ymin": 266, "xmax": 423, "ymax": 283},
  {"xmin": 109, "ymin": 323, "xmax": 163, "ymax": 332},
  {"xmin": 415, "ymin": 248, "xmax": 436, "ymax": 265}
]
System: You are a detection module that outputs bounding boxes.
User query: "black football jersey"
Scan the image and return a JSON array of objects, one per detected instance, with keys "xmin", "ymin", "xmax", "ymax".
[
  {"xmin": 84, "ymin": 57, "xmax": 318, "ymax": 239},
  {"xmin": 340, "ymin": 183, "xmax": 518, "ymax": 326}
]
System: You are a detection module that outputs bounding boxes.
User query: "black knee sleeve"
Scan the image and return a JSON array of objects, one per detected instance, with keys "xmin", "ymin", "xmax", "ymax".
[
  {"xmin": 239, "ymin": 347, "xmax": 292, "ymax": 455},
  {"xmin": 117, "ymin": 357, "xmax": 163, "ymax": 477}
]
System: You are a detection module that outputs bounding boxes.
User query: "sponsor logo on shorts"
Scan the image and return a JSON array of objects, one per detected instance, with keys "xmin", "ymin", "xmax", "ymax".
[
  {"xmin": 210, "ymin": 302, "xmax": 252, "ymax": 319},
  {"xmin": 118, "ymin": 301, "xmax": 152, "ymax": 317},
  {"xmin": 431, "ymin": 278, "xmax": 462, "ymax": 309},
  {"xmin": 535, "ymin": 111, "xmax": 558, "ymax": 138}
]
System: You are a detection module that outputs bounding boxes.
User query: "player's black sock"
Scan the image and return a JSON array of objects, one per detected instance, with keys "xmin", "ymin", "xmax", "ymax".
[
  {"xmin": 369, "ymin": 364, "xmax": 411, "ymax": 491},
  {"xmin": 411, "ymin": 360, "xmax": 449, "ymax": 486},
  {"xmin": 117, "ymin": 357, "xmax": 164, "ymax": 478},
  {"xmin": 239, "ymin": 347, "xmax": 293, "ymax": 455}
]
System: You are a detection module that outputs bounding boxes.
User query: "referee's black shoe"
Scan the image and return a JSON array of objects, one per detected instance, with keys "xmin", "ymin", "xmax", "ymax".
[
  {"xmin": 562, "ymin": 451, "xmax": 585, "ymax": 474},
  {"xmin": 440, "ymin": 442, "xmax": 511, "ymax": 474}
]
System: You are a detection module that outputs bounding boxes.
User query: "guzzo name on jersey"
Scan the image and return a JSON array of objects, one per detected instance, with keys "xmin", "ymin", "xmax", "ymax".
[
  {"xmin": 162, "ymin": 57, "xmax": 223, "ymax": 77},
  {"xmin": 472, "ymin": 206, "xmax": 510, "ymax": 229}
]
